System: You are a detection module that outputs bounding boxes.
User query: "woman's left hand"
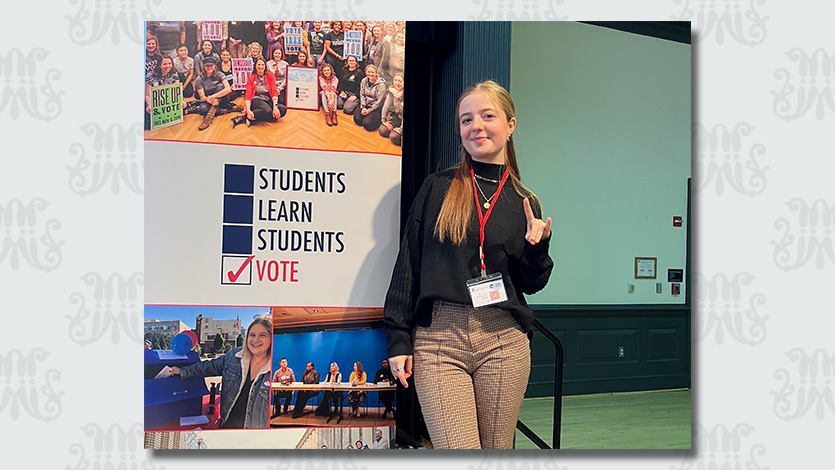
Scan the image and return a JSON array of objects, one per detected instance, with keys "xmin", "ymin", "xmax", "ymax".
[
  {"xmin": 272, "ymin": 106, "xmax": 281, "ymax": 119},
  {"xmin": 361, "ymin": 108, "xmax": 369, "ymax": 116},
  {"xmin": 523, "ymin": 198, "xmax": 552, "ymax": 245}
]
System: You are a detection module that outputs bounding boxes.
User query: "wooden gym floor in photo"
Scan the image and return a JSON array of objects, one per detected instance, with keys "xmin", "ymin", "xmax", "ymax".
[{"xmin": 145, "ymin": 96, "xmax": 402, "ymax": 156}]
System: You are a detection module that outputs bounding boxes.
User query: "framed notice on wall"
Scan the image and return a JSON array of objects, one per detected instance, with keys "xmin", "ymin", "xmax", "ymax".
[
  {"xmin": 286, "ymin": 66, "xmax": 319, "ymax": 110},
  {"xmin": 634, "ymin": 257, "xmax": 657, "ymax": 279}
]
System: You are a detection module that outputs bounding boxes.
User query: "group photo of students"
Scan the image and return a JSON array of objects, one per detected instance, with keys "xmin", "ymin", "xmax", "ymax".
[{"xmin": 144, "ymin": 21, "xmax": 405, "ymax": 153}]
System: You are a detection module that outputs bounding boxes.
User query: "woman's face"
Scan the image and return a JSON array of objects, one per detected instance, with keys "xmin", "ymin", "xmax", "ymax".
[
  {"xmin": 366, "ymin": 67, "xmax": 377, "ymax": 82},
  {"xmin": 355, "ymin": 22, "xmax": 365, "ymax": 31},
  {"xmin": 298, "ymin": 52, "xmax": 307, "ymax": 64},
  {"xmin": 273, "ymin": 48, "xmax": 282, "ymax": 62},
  {"xmin": 255, "ymin": 59, "xmax": 266, "ymax": 75},
  {"xmin": 384, "ymin": 22, "xmax": 395, "ymax": 35},
  {"xmin": 395, "ymin": 32, "xmax": 405, "ymax": 47},
  {"xmin": 146, "ymin": 38, "xmax": 157, "ymax": 52},
  {"xmin": 272, "ymin": 21, "xmax": 281, "ymax": 31},
  {"xmin": 322, "ymin": 65, "xmax": 332, "ymax": 78},
  {"xmin": 396, "ymin": 21, "xmax": 406, "ymax": 31},
  {"xmin": 177, "ymin": 46, "xmax": 189, "ymax": 58},
  {"xmin": 202, "ymin": 41, "xmax": 212, "ymax": 54},
  {"xmin": 294, "ymin": 21, "xmax": 303, "ymax": 27},
  {"xmin": 221, "ymin": 50, "xmax": 231, "ymax": 62},
  {"xmin": 160, "ymin": 58, "xmax": 173, "ymax": 76},
  {"xmin": 458, "ymin": 91, "xmax": 516, "ymax": 164},
  {"xmin": 347, "ymin": 55, "xmax": 357, "ymax": 69},
  {"xmin": 372, "ymin": 26, "xmax": 382, "ymax": 40},
  {"xmin": 251, "ymin": 43, "xmax": 261, "ymax": 57},
  {"xmin": 246, "ymin": 323, "xmax": 271, "ymax": 358},
  {"xmin": 393, "ymin": 75, "xmax": 404, "ymax": 90},
  {"xmin": 330, "ymin": 363, "xmax": 337, "ymax": 373},
  {"xmin": 353, "ymin": 363, "xmax": 358, "ymax": 372},
  {"xmin": 332, "ymin": 21, "xmax": 342, "ymax": 33}
]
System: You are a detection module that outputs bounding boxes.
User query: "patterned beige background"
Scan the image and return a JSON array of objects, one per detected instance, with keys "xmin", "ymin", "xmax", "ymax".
[{"xmin": 2, "ymin": 0, "xmax": 832, "ymax": 468}]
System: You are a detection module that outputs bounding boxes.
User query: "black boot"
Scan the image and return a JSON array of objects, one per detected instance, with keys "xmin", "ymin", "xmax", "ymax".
[{"xmin": 231, "ymin": 115, "xmax": 247, "ymax": 128}]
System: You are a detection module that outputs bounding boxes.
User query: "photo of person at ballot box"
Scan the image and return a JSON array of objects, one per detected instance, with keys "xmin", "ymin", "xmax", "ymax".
[{"xmin": 170, "ymin": 315, "xmax": 273, "ymax": 428}]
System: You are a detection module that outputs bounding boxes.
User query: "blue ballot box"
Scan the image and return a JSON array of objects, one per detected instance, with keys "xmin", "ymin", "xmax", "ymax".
[{"xmin": 144, "ymin": 349, "xmax": 210, "ymax": 429}]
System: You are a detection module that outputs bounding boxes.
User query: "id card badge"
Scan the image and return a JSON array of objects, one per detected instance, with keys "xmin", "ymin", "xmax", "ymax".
[{"xmin": 466, "ymin": 272, "xmax": 508, "ymax": 308}]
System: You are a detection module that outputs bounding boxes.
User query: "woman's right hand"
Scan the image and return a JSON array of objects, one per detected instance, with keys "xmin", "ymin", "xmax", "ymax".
[
  {"xmin": 169, "ymin": 366, "xmax": 181, "ymax": 375},
  {"xmin": 247, "ymin": 110, "xmax": 255, "ymax": 120},
  {"xmin": 388, "ymin": 355, "xmax": 412, "ymax": 388}
]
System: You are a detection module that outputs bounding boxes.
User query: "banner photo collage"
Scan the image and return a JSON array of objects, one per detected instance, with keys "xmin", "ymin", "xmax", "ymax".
[{"xmin": 144, "ymin": 20, "xmax": 405, "ymax": 450}]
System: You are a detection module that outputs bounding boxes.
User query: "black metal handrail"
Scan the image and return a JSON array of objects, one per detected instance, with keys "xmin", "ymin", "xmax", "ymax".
[{"xmin": 516, "ymin": 317, "xmax": 564, "ymax": 449}]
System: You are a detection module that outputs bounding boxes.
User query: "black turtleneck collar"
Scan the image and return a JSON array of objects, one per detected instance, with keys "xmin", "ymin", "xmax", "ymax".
[{"xmin": 470, "ymin": 160, "xmax": 507, "ymax": 181}]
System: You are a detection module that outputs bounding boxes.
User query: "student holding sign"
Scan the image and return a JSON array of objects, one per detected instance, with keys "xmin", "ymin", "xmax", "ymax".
[
  {"xmin": 231, "ymin": 57, "xmax": 286, "ymax": 128},
  {"xmin": 144, "ymin": 56, "xmax": 180, "ymax": 130},
  {"xmin": 383, "ymin": 81, "xmax": 553, "ymax": 449}
]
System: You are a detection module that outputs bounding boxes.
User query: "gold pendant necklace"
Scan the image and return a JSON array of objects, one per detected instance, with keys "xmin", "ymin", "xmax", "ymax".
[{"xmin": 474, "ymin": 177, "xmax": 495, "ymax": 209}]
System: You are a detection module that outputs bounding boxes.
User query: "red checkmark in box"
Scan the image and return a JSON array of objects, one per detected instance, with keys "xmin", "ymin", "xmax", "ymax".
[{"xmin": 221, "ymin": 255, "xmax": 255, "ymax": 285}]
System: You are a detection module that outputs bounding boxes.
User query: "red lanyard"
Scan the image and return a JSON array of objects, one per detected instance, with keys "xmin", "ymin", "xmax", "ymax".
[{"xmin": 470, "ymin": 166, "xmax": 510, "ymax": 277}]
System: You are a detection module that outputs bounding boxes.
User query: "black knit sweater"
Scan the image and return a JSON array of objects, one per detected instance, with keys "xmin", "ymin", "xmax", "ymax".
[{"xmin": 383, "ymin": 161, "xmax": 554, "ymax": 357}]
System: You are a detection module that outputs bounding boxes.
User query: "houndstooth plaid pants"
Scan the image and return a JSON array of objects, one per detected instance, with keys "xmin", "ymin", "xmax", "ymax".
[{"xmin": 413, "ymin": 300, "xmax": 531, "ymax": 449}]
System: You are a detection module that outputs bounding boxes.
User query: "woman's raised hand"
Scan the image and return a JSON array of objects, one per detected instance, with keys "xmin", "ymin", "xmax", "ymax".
[{"xmin": 523, "ymin": 198, "xmax": 552, "ymax": 245}]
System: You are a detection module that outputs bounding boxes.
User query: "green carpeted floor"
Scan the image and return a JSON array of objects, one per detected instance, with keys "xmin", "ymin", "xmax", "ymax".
[{"xmin": 514, "ymin": 388, "xmax": 691, "ymax": 449}]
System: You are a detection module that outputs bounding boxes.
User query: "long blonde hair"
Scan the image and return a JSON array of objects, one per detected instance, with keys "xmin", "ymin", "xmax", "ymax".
[{"xmin": 434, "ymin": 80, "xmax": 540, "ymax": 245}]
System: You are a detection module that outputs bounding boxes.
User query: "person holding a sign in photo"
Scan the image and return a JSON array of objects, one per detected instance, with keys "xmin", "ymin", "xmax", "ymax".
[
  {"xmin": 232, "ymin": 56, "xmax": 286, "ymax": 128},
  {"xmin": 169, "ymin": 315, "xmax": 273, "ymax": 429},
  {"xmin": 383, "ymin": 80, "xmax": 553, "ymax": 449},
  {"xmin": 323, "ymin": 20, "xmax": 345, "ymax": 72},
  {"xmin": 379, "ymin": 73, "xmax": 404, "ymax": 147},
  {"xmin": 265, "ymin": 21, "xmax": 284, "ymax": 63},
  {"xmin": 194, "ymin": 40, "xmax": 220, "ymax": 77},
  {"xmin": 352, "ymin": 64, "xmax": 386, "ymax": 132},
  {"xmin": 319, "ymin": 63, "xmax": 340, "ymax": 127},
  {"xmin": 338, "ymin": 55, "xmax": 364, "ymax": 115},
  {"xmin": 192, "ymin": 57, "xmax": 240, "ymax": 131},
  {"xmin": 144, "ymin": 55, "xmax": 180, "ymax": 130}
]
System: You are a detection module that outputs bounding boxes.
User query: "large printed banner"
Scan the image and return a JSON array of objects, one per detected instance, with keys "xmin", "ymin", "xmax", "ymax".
[
  {"xmin": 144, "ymin": 20, "xmax": 406, "ymax": 450},
  {"xmin": 145, "ymin": 142, "xmax": 400, "ymax": 307}
]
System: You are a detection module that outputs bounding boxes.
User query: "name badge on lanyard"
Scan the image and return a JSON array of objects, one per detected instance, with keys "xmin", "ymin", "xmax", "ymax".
[
  {"xmin": 466, "ymin": 166, "xmax": 510, "ymax": 308},
  {"xmin": 466, "ymin": 272, "xmax": 508, "ymax": 308}
]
